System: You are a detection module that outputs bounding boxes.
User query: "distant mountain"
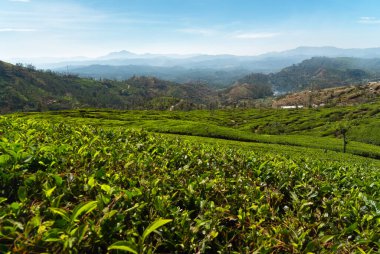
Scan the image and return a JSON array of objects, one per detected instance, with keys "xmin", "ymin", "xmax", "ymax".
[
  {"xmin": 31, "ymin": 46, "xmax": 378, "ymax": 87},
  {"xmin": 56, "ymin": 54, "xmax": 304, "ymax": 87},
  {"xmin": 98, "ymin": 50, "xmax": 197, "ymax": 60},
  {"xmin": 262, "ymin": 46, "xmax": 380, "ymax": 59},
  {"xmin": 71, "ymin": 46, "xmax": 380, "ymax": 64},
  {"xmin": 8, "ymin": 46, "xmax": 380, "ymax": 70},
  {"xmin": 98, "ymin": 50, "xmax": 139, "ymax": 60},
  {"xmin": 51, "ymin": 54, "xmax": 298, "ymax": 72},
  {"xmin": 65, "ymin": 65, "xmax": 252, "ymax": 88}
]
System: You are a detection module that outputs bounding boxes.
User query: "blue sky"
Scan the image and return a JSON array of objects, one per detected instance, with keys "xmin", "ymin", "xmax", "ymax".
[{"xmin": 1, "ymin": 0, "xmax": 380, "ymax": 58}]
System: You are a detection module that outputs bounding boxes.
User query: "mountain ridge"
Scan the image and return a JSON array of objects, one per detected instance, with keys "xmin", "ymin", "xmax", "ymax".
[
  {"xmin": 261, "ymin": 46, "xmax": 380, "ymax": 58},
  {"xmin": 46, "ymin": 47, "xmax": 380, "ymax": 87},
  {"xmin": 8, "ymin": 46, "xmax": 380, "ymax": 70}
]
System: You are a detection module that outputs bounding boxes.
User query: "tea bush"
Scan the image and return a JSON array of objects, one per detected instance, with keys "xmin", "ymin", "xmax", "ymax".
[{"xmin": 0, "ymin": 117, "xmax": 379, "ymax": 253}]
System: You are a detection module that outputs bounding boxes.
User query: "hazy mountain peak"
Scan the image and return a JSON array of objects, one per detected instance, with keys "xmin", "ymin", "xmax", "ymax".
[
  {"xmin": 263, "ymin": 46, "xmax": 380, "ymax": 58},
  {"xmin": 99, "ymin": 50, "xmax": 137, "ymax": 60}
]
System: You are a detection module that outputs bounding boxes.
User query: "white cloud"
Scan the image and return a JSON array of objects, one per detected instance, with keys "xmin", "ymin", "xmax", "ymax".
[
  {"xmin": 9, "ymin": 0, "xmax": 31, "ymax": 2},
  {"xmin": 234, "ymin": 32, "xmax": 281, "ymax": 39},
  {"xmin": 0, "ymin": 28, "xmax": 36, "ymax": 32},
  {"xmin": 177, "ymin": 28, "xmax": 217, "ymax": 36},
  {"xmin": 358, "ymin": 17, "xmax": 380, "ymax": 24}
]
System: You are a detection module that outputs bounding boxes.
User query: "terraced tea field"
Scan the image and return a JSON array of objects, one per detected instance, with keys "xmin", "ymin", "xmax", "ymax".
[{"xmin": 1, "ymin": 103, "xmax": 379, "ymax": 253}]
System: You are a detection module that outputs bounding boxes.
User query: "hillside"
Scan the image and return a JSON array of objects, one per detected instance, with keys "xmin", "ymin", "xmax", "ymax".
[
  {"xmin": 0, "ymin": 61, "xmax": 130, "ymax": 112},
  {"xmin": 271, "ymin": 57, "xmax": 379, "ymax": 92},
  {"xmin": 0, "ymin": 61, "xmax": 274, "ymax": 113},
  {"xmin": 0, "ymin": 61, "xmax": 217, "ymax": 112},
  {"xmin": 63, "ymin": 64, "xmax": 252, "ymax": 88},
  {"xmin": 239, "ymin": 57, "xmax": 380, "ymax": 93},
  {"xmin": 18, "ymin": 100, "xmax": 380, "ymax": 153},
  {"xmin": 220, "ymin": 81, "xmax": 273, "ymax": 106},
  {"xmin": 2, "ymin": 58, "xmax": 380, "ymax": 113},
  {"xmin": 273, "ymin": 82, "xmax": 380, "ymax": 108}
]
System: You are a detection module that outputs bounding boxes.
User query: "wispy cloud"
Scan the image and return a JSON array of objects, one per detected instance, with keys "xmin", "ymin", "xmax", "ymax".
[
  {"xmin": 234, "ymin": 32, "xmax": 281, "ymax": 39},
  {"xmin": 358, "ymin": 17, "xmax": 380, "ymax": 24},
  {"xmin": 177, "ymin": 28, "xmax": 217, "ymax": 36},
  {"xmin": 0, "ymin": 28, "xmax": 36, "ymax": 32},
  {"xmin": 9, "ymin": 0, "xmax": 31, "ymax": 2}
]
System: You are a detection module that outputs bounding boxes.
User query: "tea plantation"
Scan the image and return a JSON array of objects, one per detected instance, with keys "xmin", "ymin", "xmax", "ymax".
[
  {"xmin": 0, "ymin": 115, "xmax": 379, "ymax": 253},
  {"xmin": 19, "ymin": 101, "xmax": 380, "ymax": 159}
]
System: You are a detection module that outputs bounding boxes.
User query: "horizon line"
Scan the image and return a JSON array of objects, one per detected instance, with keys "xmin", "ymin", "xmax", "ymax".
[{"xmin": 4, "ymin": 45, "xmax": 380, "ymax": 61}]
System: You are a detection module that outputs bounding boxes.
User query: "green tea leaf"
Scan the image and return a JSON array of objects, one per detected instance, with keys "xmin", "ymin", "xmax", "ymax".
[
  {"xmin": 44, "ymin": 238, "xmax": 63, "ymax": 243},
  {"xmin": 0, "ymin": 154, "xmax": 11, "ymax": 165},
  {"xmin": 88, "ymin": 176, "xmax": 96, "ymax": 188},
  {"xmin": 71, "ymin": 200, "xmax": 98, "ymax": 222},
  {"xmin": 53, "ymin": 175, "xmax": 63, "ymax": 186},
  {"xmin": 93, "ymin": 150, "xmax": 100, "ymax": 159},
  {"xmin": 357, "ymin": 247, "xmax": 367, "ymax": 254},
  {"xmin": 45, "ymin": 186, "xmax": 56, "ymax": 198},
  {"xmin": 320, "ymin": 235, "xmax": 335, "ymax": 244},
  {"xmin": 77, "ymin": 224, "xmax": 88, "ymax": 243},
  {"xmin": 101, "ymin": 184, "xmax": 112, "ymax": 194},
  {"xmin": 49, "ymin": 207, "xmax": 70, "ymax": 222},
  {"xmin": 30, "ymin": 215, "xmax": 41, "ymax": 228},
  {"xmin": 141, "ymin": 218, "xmax": 172, "ymax": 243},
  {"xmin": 10, "ymin": 202, "xmax": 21, "ymax": 211},
  {"xmin": 108, "ymin": 241, "xmax": 138, "ymax": 254},
  {"xmin": 17, "ymin": 186, "xmax": 27, "ymax": 202},
  {"xmin": 0, "ymin": 197, "xmax": 7, "ymax": 204}
]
